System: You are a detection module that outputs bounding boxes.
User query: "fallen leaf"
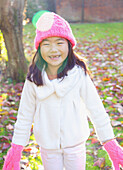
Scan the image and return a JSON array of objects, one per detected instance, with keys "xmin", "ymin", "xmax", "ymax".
[
  {"xmin": 8, "ymin": 109, "xmax": 17, "ymax": 115},
  {"xmin": 0, "ymin": 111, "xmax": 8, "ymax": 115},
  {"xmin": 93, "ymin": 158, "xmax": 105, "ymax": 168},
  {"xmin": 112, "ymin": 120, "xmax": 122, "ymax": 127},
  {"xmin": 23, "ymin": 146, "xmax": 32, "ymax": 152},
  {"xmin": 9, "ymin": 116, "xmax": 17, "ymax": 120},
  {"xmin": 6, "ymin": 124, "xmax": 14, "ymax": 130},
  {"xmin": 91, "ymin": 138, "xmax": 99, "ymax": 144},
  {"xmin": 2, "ymin": 143, "xmax": 11, "ymax": 150}
]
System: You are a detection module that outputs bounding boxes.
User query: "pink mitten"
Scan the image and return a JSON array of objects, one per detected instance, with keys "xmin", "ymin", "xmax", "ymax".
[
  {"xmin": 103, "ymin": 140, "xmax": 123, "ymax": 170},
  {"xmin": 3, "ymin": 143, "xmax": 23, "ymax": 170}
]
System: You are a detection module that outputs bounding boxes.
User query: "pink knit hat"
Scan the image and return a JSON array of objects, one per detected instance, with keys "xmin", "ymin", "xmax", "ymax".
[{"xmin": 34, "ymin": 12, "xmax": 76, "ymax": 49}]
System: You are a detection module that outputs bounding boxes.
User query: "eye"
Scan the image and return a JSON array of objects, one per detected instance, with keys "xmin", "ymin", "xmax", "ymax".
[
  {"xmin": 57, "ymin": 42, "xmax": 64, "ymax": 45},
  {"xmin": 43, "ymin": 43, "xmax": 50, "ymax": 46}
]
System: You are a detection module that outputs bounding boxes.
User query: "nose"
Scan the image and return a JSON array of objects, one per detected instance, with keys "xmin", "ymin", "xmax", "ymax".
[{"xmin": 50, "ymin": 43, "xmax": 58, "ymax": 53}]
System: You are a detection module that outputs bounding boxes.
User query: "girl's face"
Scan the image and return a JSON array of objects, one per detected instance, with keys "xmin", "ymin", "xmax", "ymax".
[{"xmin": 40, "ymin": 37, "xmax": 69, "ymax": 71}]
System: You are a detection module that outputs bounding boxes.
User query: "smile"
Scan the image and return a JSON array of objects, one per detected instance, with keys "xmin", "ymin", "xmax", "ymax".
[{"xmin": 49, "ymin": 55, "xmax": 61, "ymax": 60}]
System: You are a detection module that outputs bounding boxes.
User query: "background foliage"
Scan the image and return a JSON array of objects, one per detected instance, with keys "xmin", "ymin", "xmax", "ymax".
[{"xmin": 25, "ymin": 0, "xmax": 47, "ymax": 21}]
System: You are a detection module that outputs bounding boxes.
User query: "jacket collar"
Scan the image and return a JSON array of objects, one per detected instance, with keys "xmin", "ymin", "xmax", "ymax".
[{"xmin": 37, "ymin": 65, "xmax": 81, "ymax": 99}]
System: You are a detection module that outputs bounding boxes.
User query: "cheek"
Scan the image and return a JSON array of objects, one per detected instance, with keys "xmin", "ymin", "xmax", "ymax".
[
  {"xmin": 62, "ymin": 46, "xmax": 69, "ymax": 57},
  {"xmin": 40, "ymin": 47, "xmax": 47, "ymax": 59}
]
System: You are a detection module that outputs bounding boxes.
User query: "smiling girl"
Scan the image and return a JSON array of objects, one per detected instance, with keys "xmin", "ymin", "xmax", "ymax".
[
  {"xmin": 3, "ymin": 12, "xmax": 123, "ymax": 170},
  {"xmin": 40, "ymin": 37, "xmax": 69, "ymax": 80}
]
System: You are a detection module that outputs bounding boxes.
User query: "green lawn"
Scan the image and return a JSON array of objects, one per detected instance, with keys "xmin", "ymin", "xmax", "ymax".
[{"xmin": 71, "ymin": 22, "xmax": 123, "ymax": 42}]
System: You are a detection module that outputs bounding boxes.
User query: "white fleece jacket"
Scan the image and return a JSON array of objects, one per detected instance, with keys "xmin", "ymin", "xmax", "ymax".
[{"xmin": 12, "ymin": 65, "xmax": 114, "ymax": 149}]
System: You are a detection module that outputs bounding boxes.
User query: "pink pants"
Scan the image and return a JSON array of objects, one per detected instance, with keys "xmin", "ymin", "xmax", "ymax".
[{"xmin": 40, "ymin": 142, "xmax": 86, "ymax": 170}]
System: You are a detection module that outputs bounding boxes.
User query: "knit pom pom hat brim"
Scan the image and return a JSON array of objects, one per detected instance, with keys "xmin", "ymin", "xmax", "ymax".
[{"xmin": 34, "ymin": 12, "xmax": 76, "ymax": 49}]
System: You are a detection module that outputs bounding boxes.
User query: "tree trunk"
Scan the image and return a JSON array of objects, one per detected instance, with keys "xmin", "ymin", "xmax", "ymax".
[
  {"xmin": 0, "ymin": 0, "xmax": 27, "ymax": 82},
  {"xmin": 0, "ymin": 32, "xmax": 1, "ymax": 58}
]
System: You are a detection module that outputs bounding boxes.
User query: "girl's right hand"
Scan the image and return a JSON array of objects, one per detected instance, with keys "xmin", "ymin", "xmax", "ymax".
[
  {"xmin": 103, "ymin": 140, "xmax": 123, "ymax": 170},
  {"xmin": 3, "ymin": 143, "xmax": 23, "ymax": 170}
]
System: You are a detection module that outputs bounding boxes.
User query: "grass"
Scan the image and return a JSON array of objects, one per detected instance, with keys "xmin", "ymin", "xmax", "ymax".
[
  {"xmin": 23, "ymin": 24, "xmax": 35, "ymax": 46},
  {"xmin": 70, "ymin": 22, "xmax": 123, "ymax": 42}
]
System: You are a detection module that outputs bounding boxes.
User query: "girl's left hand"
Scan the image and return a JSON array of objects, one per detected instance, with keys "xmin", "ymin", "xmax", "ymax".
[
  {"xmin": 3, "ymin": 143, "xmax": 23, "ymax": 170},
  {"xmin": 103, "ymin": 139, "xmax": 123, "ymax": 170}
]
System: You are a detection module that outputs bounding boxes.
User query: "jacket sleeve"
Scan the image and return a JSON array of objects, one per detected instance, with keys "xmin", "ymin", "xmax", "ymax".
[
  {"xmin": 12, "ymin": 79, "xmax": 36, "ymax": 146},
  {"xmin": 80, "ymin": 72, "xmax": 114, "ymax": 143}
]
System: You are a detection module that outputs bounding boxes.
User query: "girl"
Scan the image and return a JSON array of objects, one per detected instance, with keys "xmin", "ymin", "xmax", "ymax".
[{"xmin": 3, "ymin": 12, "xmax": 123, "ymax": 170}]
